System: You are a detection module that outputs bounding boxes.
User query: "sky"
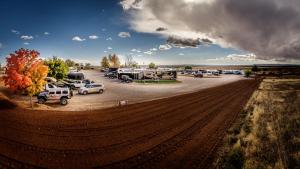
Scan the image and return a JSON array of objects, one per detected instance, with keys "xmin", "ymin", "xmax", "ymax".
[{"xmin": 0, "ymin": 0, "xmax": 299, "ymax": 66}]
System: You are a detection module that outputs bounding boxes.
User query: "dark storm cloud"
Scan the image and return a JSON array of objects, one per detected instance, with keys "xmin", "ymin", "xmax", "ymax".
[
  {"xmin": 122, "ymin": 0, "xmax": 300, "ymax": 60},
  {"xmin": 167, "ymin": 36, "xmax": 200, "ymax": 48},
  {"xmin": 156, "ymin": 27, "xmax": 168, "ymax": 31},
  {"xmin": 201, "ymin": 38, "xmax": 213, "ymax": 44}
]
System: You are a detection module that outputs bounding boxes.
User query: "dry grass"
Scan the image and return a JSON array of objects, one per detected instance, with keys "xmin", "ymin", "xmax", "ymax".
[{"xmin": 216, "ymin": 78, "xmax": 300, "ymax": 169}]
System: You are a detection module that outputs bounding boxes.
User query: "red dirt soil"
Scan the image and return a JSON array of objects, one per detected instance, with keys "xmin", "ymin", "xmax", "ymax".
[{"xmin": 0, "ymin": 79, "xmax": 259, "ymax": 169}]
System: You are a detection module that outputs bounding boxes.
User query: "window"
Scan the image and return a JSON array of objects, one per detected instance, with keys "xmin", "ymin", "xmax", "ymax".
[
  {"xmin": 48, "ymin": 84, "xmax": 54, "ymax": 88},
  {"xmin": 49, "ymin": 92, "xmax": 55, "ymax": 94},
  {"xmin": 56, "ymin": 91, "xmax": 61, "ymax": 94},
  {"xmin": 62, "ymin": 91, "xmax": 68, "ymax": 94}
]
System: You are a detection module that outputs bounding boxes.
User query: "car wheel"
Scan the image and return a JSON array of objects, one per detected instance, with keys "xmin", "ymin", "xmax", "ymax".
[
  {"xmin": 38, "ymin": 97, "xmax": 46, "ymax": 104},
  {"xmin": 60, "ymin": 98, "xmax": 68, "ymax": 105},
  {"xmin": 99, "ymin": 89, "xmax": 104, "ymax": 94},
  {"xmin": 83, "ymin": 91, "xmax": 88, "ymax": 95}
]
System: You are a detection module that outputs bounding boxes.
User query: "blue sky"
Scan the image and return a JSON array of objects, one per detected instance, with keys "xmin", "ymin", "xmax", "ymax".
[{"xmin": 0, "ymin": 0, "xmax": 289, "ymax": 65}]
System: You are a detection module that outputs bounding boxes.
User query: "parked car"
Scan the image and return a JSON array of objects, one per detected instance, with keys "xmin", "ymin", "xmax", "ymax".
[
  {"xmin": 121, "ymin": 75, "xmax": 133, "ymax": 83},
  {"xmin": 37, "ymin": 87, "xmax": 72, "ymax": 105},
  {"xmin": 70, "ymin": 79, "xmax": 94, "ymax": 89},
  {"xmin": 161, "ymin": 74, "xmax": 175, "ymax": 80},
  {"xmin": 104, "ymin": 71, "xmax": 117, "ymax": 77},
  {"xmin": 194, "ymin": 72, "xmax": 203, "ymax": 78},
  {"xmin": 107, "ymin": 71, "xmax": 118, "ymax": 79},
  {"xmin": 78, "ymin": 83, "xmax": 105, "ymax": 95}
]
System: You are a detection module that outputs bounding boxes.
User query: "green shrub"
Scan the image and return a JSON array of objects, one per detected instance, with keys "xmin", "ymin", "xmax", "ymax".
[{"xmin": 244, "ymin": 69, "xmax": 252, "ymax": 78}]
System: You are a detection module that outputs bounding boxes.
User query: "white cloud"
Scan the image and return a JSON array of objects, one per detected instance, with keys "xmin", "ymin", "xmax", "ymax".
[
  {"xmin": 73, "ymin": 59, "xmax": 91, "ymax": 64},
  {"xmin": 208, "ymin": 53, "xmax": 257, "ymax": 62},
  {"xmin": 20, "ymin": 35, "xmax": 34, "ymax": 40},
  {"xmin": 44, "ymin": 32, "xmax": 50, "ymax": 35},
  {"xmin": 106, "ymin": 37, "xmax": 112, "ymax": 41},
  {"xmin": 159, "ymin": 44, "xmax": 172, "ymax": 50},
  {"xmin": 179, "ymin": 53, "xmax": 184, "ymax": 56},
  {"xmin": 104, "ymin": 51, "xmax": 108, "ymax": 53},
  {"xmin": 11, "ymin": 29, "xmax": 20, "ymax": 35},
  {"xmin": 24, "ymin": 42, "xmax": 30, "ymax": 45},
  {"xmin": 150, "ymin": 48, "xmax": 157, "ymax": 51},
  {"xmin": 72, "ymin": 36, "xmax": 86, "ymax": 42},
  {"xmin": 131, "ymin": 48, "xmax": 143, "ymax": 53},
  {"xmin": 144, "ymin": 51, "xmax": 153, "ymax": 55},
  {"xmin": 89, "ymin": 35, "xmax": 99, "ymax": 39},
  {"xmin": 118, "ymin": 32, "xmax": 131, "ymax": 38},
  {"xmin": 107, "ymin": 46, "xmax": 113, "ymax": 50},
  {"xmin": 120, "ymin": 0, "xmax": 143, "ymax": 10}
]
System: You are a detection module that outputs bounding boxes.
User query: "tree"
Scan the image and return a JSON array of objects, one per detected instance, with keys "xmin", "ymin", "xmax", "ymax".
[
  {"xmin": 108, "ymin": 54, "xmax": 120, "ymax": 68},
  {"xmin": 85, "ymin": 63, "xmax": 91, "ymax": 69},
  {"xmin": 149, "ymin": 62, "xmax": 156, "ymax": 69},
  {"xmin": 44, "ymin": 56, "xmax": 69, "ymax": 79},
  {"xmin": 125, "ymin": 55, "xmax": 139, "ymax": 68},
  {"xmin": 184, "ymin": 65, "xmax": 193, "ymax": 70},
  {"xmin": 65, "ymin": 59, "xmax": 76, "ymax": 67},
  {"xmin": 101, "ymin": 56, "xmax": 110, "ymax": 68},
  {"xmin": 26, "ymin": 61, "xmax": 48, "ymax": 108},
  {"xmin": 131, "ymin": 62, "xmax": 139, "ymax": 68},
  {"xmin": 244, "ymin": 69, "xmax": 252, "ymax": 77},
  {"xmin": 4, "ymin": 48, "xmax": 48, "ymax": 108}
]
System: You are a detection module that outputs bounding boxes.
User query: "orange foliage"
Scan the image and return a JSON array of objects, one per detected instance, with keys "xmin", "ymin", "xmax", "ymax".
[{"xmin": 4, "ymin": 48, "xmax": 48, "ymax": 95}]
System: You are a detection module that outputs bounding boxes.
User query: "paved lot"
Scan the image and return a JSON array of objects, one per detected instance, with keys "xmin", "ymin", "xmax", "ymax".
[{"xmin": 46, "ymin": 70, "xmax": 244, "ymax": 111}]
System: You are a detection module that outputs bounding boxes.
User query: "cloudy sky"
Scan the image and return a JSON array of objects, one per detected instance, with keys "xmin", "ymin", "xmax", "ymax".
[{"xmin": 0, "ymin": 0, "xmax": 299, "ymax": 65}]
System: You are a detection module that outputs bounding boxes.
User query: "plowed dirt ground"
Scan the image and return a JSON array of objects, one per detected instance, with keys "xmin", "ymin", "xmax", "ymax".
[{"xmin": 0, "ymin": 79, "xmax": 259, "ymax": 169}]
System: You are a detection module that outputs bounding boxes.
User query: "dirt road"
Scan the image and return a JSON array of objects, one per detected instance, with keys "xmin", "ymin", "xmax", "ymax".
[{"xmin": 0, "ymin": 79, "xmax": 259, "ymax": 169}]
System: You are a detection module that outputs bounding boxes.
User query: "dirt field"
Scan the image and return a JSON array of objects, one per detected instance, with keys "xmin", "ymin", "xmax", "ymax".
[{"xmin": 0, "ymin": 79, "xmax": 258, "ymax": 169}]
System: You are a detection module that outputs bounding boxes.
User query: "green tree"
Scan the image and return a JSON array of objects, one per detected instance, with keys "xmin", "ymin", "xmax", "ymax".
[
  {"xmin": 44, "ymin": 56, "xmax": 69, "ymax": 79},
  {"xmin": 101, "ymin": 56, "xmax": 110, "ymax": 68},
  {"xmin": 184, "ymin": 65, "xmax": 193, "ymax": 70},
  {"xmin": 65, "ymin": 59, "xmax": 76, "ymax": 67},
  {"xmin": 85, "ymin": 63, "xmax": 91, "ymax": 69},
  {"xmin": 244, "ymin": 69, "xmax": 252, "ymax": 77},
  {"xmin": 149, "ymin": 62, "xmax": 156, "ymax": 69},
  {"xmin": 131, "ymin": 62, "xmax": 139, "ymax": 68},
  {"xmin": 108, "ymin": 54, "xmax": 120, "ymax": 68}
]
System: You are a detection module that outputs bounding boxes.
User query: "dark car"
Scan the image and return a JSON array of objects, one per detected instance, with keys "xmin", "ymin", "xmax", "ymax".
[
  {"xmin": 107, "ymin": 71, "xmax": 118, "ymax": 79},
  {"xmin": 121, "ymin": 75, "xmax": 133, "ymax": 83}
]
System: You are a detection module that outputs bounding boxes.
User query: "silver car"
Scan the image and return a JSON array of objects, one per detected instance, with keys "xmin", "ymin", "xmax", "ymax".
[{"xmin": 78, "ymin": 84, "xmax": 105, "ymax": 95}]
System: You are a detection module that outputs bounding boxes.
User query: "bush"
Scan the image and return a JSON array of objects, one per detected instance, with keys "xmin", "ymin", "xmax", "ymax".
[
  {"xmin": 244, "ymin": 69, "xmax": 252, "ymax": 78},
  {"xmin": 222, "ymin": 147, "xmax": 245, "ymax": 169}
]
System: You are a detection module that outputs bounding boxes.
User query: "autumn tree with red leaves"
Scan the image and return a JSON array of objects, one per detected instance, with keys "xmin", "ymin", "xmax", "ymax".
[{"xmin": 4, "ymin": 48, "xmax": 48, "ymax": 108}]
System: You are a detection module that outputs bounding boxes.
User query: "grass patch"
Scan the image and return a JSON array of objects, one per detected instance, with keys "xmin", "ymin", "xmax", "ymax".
[{"xmin": 134, "ymin": 79, "xmax": 181, "ymax": 84}]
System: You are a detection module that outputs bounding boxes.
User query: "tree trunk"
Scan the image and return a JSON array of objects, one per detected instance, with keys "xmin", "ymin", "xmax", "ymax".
[{"xmin": 30, "ymin": 96, "xmax": 33, "ymax": 109}]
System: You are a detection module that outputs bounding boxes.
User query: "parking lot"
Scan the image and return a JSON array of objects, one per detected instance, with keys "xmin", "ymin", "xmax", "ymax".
[{"xmin": 38, "ymin": 70, "xmax": 243, "ymax": 111}]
